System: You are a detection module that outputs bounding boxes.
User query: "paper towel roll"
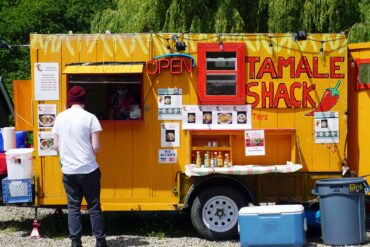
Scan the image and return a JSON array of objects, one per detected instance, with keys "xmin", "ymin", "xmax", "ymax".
[{"xmin": 2, "ymin": 127, "xmax": 16, "ymax": 151}]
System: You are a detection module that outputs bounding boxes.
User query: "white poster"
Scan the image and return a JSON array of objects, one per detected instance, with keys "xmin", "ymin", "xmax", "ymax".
[
  {"xmin": 34, "ymin": 62, "xmax": 60, "ymax": 100},
  {"xmin": 158, "ymin": 149, "xmax": 178, "ymax": 164},
  {"xmin": 38, "ymin": 104, "xmax": 56, "ymax": 129},
  {"xmin": 161, "ymin": 123, "xmax": 180, "ymax": 147},
  {"xmin": 314, "ymin": 112, "xmax": 339, "ymax": 144},
  {"xmin": 38, "ymin": 132, "xmax": 57, "ymax": 156},
  {"xmin": 245, "ymin": 130, "xmax": 265, "ymax": 156},
  {"xmin": 182, "ymin": 105, "xmax": 252, "ymax": 130},
  {"xmin": 158, "ymin": 88, "xmax": 182, "ymax": 120}
]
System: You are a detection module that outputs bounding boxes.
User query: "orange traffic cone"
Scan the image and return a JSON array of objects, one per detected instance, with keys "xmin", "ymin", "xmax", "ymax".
[{"xmin": 30, "ymin": 219, "xmax": 41, "ymax": 239}]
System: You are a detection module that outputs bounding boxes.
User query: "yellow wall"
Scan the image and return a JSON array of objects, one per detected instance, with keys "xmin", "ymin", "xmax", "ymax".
[
  {"xmin": 29, "ymin": 33, "xmax": 348, "ymax": 208},
  {"xmin": 348, "ymin": 43, "xmax": 370, "ymax": 184}
]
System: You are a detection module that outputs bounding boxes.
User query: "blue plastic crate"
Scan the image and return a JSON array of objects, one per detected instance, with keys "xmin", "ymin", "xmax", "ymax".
[{"xmin": 2, "ymin": 177, "xmax": 33, "ymax": 204}]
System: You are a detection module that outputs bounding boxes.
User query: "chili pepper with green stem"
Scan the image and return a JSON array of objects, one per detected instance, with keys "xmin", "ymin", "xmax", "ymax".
[{"xmin": 306, "ymin": 80, "xmax": 341, "ymax": 116}]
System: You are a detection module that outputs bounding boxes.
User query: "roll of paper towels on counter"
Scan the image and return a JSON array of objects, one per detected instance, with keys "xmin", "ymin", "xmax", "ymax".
[{"xmin": 1, "ymin": 127, "xmax": 16, "ymax": 151}]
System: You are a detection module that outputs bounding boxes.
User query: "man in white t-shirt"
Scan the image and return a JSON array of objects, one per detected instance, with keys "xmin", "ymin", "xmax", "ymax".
[{"xmin": 52, "ymin": 86, "xmax": 106, "ymax": 247}]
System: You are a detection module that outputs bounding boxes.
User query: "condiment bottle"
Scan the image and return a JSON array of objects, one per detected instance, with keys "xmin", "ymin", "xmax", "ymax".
[
  {"xmin": 213, "ymin": 152, "xmax": 218, "ymax": 167},
  {"xmin": 224, "ymin": 153, "xmax": 230, "ymax": 167},
  {"xmin": 210, "ymin": 152, "xmax": 215, "ymax": 167},
  {"xmin": 217, "ymin": 152, "xmax": 223, "ymax": 167},
  {"xmin": 204, "ymin": 151, "xmax": 210, "ymax": 167},
  {"xmin": 196, "ymin": 151, "xmax": 202, "ymax": 168}
]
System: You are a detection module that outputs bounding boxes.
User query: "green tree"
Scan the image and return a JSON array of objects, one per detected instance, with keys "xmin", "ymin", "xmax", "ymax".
[
  {"xmin": 348, "ymin": 0, "xmax": 370, "ymax": 43},
  {"xmin": 301, "ymin": 0, "xmax": 360, "ymax": 33},
  {"xmin": 0, "ymin": 0, "xmax": 115, "ymax": 95},
  {"xmin": 266, "ymin": 0, "xmax": 303, "ymax": 33}
]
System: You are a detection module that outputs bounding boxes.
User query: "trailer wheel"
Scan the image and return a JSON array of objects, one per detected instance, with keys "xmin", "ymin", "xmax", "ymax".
[{"xmin": 190, "ymin": 187, "xmax": 248, "ymax": 240}]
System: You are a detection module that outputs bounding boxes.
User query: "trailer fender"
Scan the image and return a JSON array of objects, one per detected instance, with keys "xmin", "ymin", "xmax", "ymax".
[{"xmin": 183, "ymin": 175, "xmax": 255, "ymax": 209}]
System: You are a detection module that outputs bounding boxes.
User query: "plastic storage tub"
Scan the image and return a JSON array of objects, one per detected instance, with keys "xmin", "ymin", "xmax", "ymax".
[
  {"xmin": 5, "ymin": 148, "xmax": 34, "ymax": 179},
  {"xmin": 312, "ymin": 177, "xmax": 368, "ymax": 245},
  {"xmin": 239, "ymin": 204, "xmax": 306, "ymax": 247}
]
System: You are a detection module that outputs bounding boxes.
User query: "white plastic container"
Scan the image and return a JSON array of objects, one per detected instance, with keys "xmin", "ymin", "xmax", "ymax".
[
  {"xmin": 1, "ymin": 127, "xmax": 16, "ymax": 151},
  {"xmin": 239, "ymin": 204, "xmax": 306, "ymax": 247},
  {"xmin": 5, "ymin": 148, "xmax": 34, "ymax": 179}
]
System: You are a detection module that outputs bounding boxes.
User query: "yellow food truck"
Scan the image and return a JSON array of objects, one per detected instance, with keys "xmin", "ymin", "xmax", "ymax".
[{"xmin": 7, "ymin": 32, "xmax": 370, "ymax": 239}]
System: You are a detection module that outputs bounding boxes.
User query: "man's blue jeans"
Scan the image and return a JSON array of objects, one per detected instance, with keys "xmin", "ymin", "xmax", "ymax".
[{"xmin": 62, "ymin": 168, "xmax": 106, "ymax": 244}]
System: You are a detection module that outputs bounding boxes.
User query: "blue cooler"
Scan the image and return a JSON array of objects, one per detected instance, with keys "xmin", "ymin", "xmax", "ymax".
[{"xmin": 239, "ymin": 204, "xmax": 306, "ymax": 246}]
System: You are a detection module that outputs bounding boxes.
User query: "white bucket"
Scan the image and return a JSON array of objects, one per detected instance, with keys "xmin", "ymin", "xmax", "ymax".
[
  {"xmin": 1, "ymin": 127, "xmax": 16, "ymax": 151},
  {"xmin": 5, "ymin": 148, "xmax": 34, "ymax": 179}
]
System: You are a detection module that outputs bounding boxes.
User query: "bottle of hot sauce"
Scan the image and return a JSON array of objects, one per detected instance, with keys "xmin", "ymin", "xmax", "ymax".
[
  {"xmin": 196, "ymin": 151, "xmax": 202, "ymax": 168},
  {"xmin": 204, "ymin": 151, "xmax": 210, "ymax": 167},
  {"xmin": 217, "ymin": 152, "xmax": 223, "ymax": 167},
  {"xmin": 224, "ymin": 153, "xmax": 230, "ymax": 167}
]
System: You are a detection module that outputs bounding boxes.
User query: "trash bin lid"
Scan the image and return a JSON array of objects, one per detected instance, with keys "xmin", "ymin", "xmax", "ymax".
[{"xmin": 316, "ymin": 177, "xmax": 366, "ymax": 185}]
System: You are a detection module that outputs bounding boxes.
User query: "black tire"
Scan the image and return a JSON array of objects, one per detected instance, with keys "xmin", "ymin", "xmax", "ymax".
[{"xmin": 190, "ymin": 186, "xmax": 249, "ymax": 240}]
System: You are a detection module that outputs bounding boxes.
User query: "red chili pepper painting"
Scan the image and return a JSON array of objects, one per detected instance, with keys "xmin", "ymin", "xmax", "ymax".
[{"xmin": 305, "ymin": 80, "xmax": 341, "ymax": 116}]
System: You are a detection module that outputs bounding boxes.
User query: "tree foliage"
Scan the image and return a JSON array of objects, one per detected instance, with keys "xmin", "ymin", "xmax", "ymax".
[
  {"xmin": 348, "ymin": 0, "xmax": 370, "ymax": 43},
  {"xmin": 0, "ymin": 0, "xmax": 115, "ymax": 94}
]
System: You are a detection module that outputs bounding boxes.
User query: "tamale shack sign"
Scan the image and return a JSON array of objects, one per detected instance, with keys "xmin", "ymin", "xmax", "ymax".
[{"xmin": 245, "ymin": 56, "xmax": 345, "ymax": 111}]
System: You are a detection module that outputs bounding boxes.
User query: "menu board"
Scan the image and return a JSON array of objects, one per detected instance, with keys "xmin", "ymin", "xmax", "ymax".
[
  {"xmin": 182, "ymin": 105, "xmax": 252, "ymax": 130},
  {"xmin": 34, "ymin": 63, "xmax": 60, "ymax": 100}
]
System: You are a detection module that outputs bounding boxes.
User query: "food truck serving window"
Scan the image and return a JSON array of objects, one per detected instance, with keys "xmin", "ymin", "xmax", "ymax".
[
  {"xmin": 65, "ymin": 65, "xmax": 144, "ymax": 121},
  {"xmin": 355, "ymin": 58, "xmax": 370, "ymax": 90},
  {"xmin": 197, "ymin": 43, "xmax": 245, "ymax": 104}
]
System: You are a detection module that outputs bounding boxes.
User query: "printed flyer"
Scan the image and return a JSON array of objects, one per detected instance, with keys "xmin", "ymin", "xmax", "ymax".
[
  {"xmin": 38, "ymin": 104, "xmax": 56, "ymax": 129},
  {"xmin": 314, "ymin": 112, "xmax": 339, "ymax": 144},
  {"xmin": 161, "ymin": 123, "xmax": 180, "ymax": 147},
  {"xmin": 34, "ymin": 63, "xmax": 60, "ymax": 100},
  {"xmin": 182, "ymin": 105, "xmax": 252, "ymax": 130},
  {"xmin": 38, "ymin": 131, "xmax": 57, "ymax": 156},
  {"xmin": 158, "ymin": 88, "xmax": 182, "ymax": 120},
  {"xmin": 158, "ymin": 149, "xmax": 178, "ymax": 164},
  {"xmin": 245, "ymin": 130, "xmax": 265, "ymax": 156}
]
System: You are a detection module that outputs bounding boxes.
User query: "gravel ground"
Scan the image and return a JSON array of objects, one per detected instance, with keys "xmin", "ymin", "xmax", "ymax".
[{"xmin": 0, "ymin": 206, "xmax": 368, "ymax": 247}]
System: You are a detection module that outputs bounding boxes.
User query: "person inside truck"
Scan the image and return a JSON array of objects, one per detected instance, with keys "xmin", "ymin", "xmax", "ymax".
[
  {"xmin": 52, "ymin": 86, "xmax": 107, "ymax": 247},
  {"xmin": 108, "ymin": 84, "xmax": 136, "ymax": 120}
]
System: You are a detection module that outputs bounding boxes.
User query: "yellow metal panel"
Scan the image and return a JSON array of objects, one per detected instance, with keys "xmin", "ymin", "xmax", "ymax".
[
  {"xmin": 114, "ymin": 122, "xmax": 134, "ymax": 198},
  {"xmin": 13, "ymin": 80, "xmax": 33, "ymax": 131},
  {"xmin": 102, "ymin": 203, "xmax": 178, "ymax": 211},
  {"xmin": 63, "ymin": 64, "xmax": 143, "ymax": 74},
  {"xmin": 99, "ymin": 121, "xmax": 116, "ymax": 198},
  {"xmin": 79, "ymin": 34, "xmax": 97, "ymax": 63},
  {"xmin": 153, "ymin": 70, "xmax": 174, "ymax": 199}
]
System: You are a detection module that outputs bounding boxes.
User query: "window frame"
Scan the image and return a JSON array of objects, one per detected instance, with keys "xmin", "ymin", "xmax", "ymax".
[
  {"xmin": 355, "ymin": 58, "xmax": 370, "ymax": 90},
  {"xmin": 197, "ymin": 43, "xmax": 246, "ymax": 105}
]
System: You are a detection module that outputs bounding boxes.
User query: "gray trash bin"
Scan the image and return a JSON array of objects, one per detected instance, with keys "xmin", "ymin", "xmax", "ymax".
[{"xmin": 312, "ymin": 177, "xmax": 368, "ymax": 245}]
